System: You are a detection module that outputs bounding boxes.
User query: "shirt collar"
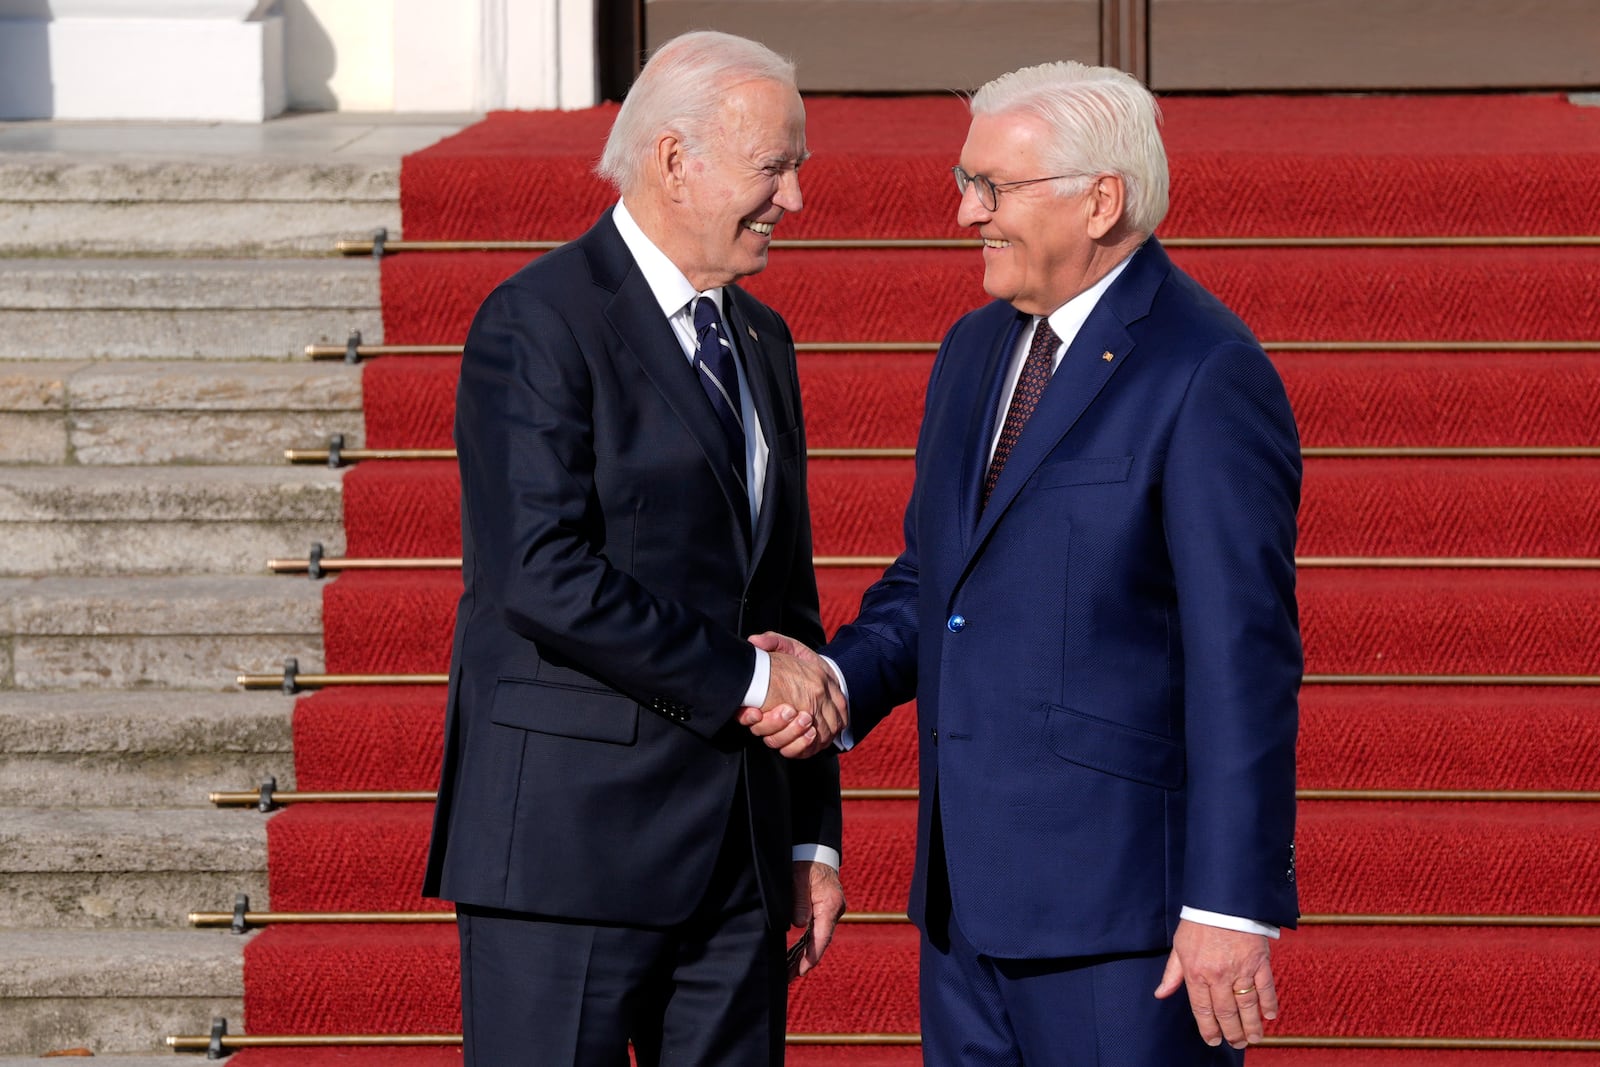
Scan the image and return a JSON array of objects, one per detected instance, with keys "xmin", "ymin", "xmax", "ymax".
[
  {"xmin": 1043, "ymin": 251, "xmax": 1134, "ymax": 345},
  {"xmin": 612, "ymin": 200, "xmax": 723, "ymax": 318}
]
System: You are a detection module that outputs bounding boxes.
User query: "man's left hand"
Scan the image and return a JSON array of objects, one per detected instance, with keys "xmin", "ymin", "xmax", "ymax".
[
  {"xmin": 788, "ymin": 860, "xmax": 845, "ymax": 980},
  {"xmin": 1153, "ymin": 919, "xmax": 1278, "ymax": 1049}
]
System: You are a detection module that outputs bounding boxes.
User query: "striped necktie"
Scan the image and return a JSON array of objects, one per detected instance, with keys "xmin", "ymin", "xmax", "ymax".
[{"xmin": 692, "ymin": 295, "xmax": 747, "ymax": 481}]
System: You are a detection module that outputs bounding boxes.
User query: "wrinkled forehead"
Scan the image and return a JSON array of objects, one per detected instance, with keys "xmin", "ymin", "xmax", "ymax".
[{"xmin": 713, "ymin": 78, "xmax": 807, "ymax": 155}]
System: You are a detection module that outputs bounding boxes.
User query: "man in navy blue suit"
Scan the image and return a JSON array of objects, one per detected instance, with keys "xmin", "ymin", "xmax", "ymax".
[
  {"xmin": 424, "ymin": 30, "xmax": 847, "ymax": 1067},
  {"xmin": 748, "ymin": 60, "xmax": 1301, "ymax": 1064}
]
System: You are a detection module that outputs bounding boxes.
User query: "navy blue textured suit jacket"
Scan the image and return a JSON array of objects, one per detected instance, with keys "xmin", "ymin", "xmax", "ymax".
[{"xmin": 826, "ymin": 238, "xmax": 1301, "ymax": 960}]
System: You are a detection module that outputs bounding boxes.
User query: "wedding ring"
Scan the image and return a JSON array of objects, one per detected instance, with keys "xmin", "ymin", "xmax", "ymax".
[{"xmin": 1232, "ymin": 985, "xmax": 1255, "ymax": 995}]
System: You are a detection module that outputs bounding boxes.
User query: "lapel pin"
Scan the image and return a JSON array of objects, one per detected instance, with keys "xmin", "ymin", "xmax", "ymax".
[
  {"xmin": 747, "ymin": 325, "xmax": 759, "ymax": 342},
  {"xmin": 1102, "ymin": 350, "xmax": 1115, "ymax": 362}
]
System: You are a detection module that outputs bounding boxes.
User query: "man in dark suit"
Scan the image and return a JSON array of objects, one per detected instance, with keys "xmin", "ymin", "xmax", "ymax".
[
  {"xmin": 747, "ymin": 61, "xmax": 1301, "ymax": 1064},
  {"xmin": 423, "ymin": 30, "xmax": 847, "ymax": 1067}
]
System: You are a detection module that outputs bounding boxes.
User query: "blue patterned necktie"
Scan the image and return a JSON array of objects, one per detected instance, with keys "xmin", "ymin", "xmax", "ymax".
[
  {"xmin": 692, "ymin": 295, "xmax": 747, "ymax": 481},
  {"xmin": 982, "ymin": 318, "xmax": 1062, "ymax": 509}
]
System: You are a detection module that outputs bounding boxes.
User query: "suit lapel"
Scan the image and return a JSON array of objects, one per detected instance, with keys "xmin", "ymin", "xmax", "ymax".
[
  {"xmin": 969, "ymin": 241, "xmax": 1169, "ymax": 553},
  {"xmin": 587, "ymin": 216, "xmax": 753, "ymax": 570},
  {"xmin": 957, "ymin": 311, "xmax": 1029, "ymax": 554}
]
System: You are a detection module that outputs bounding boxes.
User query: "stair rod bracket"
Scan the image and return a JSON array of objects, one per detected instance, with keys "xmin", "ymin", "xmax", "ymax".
[
  {"xmin": 307, "ymin": 542, "xmax": 326, "ymax": 581},
  {"xmin": 279, "ymin": 657, "xmax": 300, "ymax": 695},
  {"xmin": 231, "ymin": 893, "xmax": 251, "ymax": 934},
  {"xmin": 370, "ymin": 227, "xmax": 388, "ymax": 259},
  {"xmin": 207, "ymin": 1017, "xmax": 230, "ymax": 1059},
  {"xmin": 343, "ymin": 329, "xmax": 363, "ymax": 364},
  {"xmin": 325, "ymin": 434, "xmax": 345, "ymax": 469},
  {"xmin": 257, "ymin": 776, "xmax": 279, "ymax": 812}
]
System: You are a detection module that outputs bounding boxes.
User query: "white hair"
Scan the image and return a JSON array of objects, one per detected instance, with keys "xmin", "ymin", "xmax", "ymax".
[
  {"xmin": 597, "ymin": 31, "xmax": 796, "ymax": 194},
  {"xmin": 971, "ymin": 61, "xmax": 1169, "ymax": 235}
]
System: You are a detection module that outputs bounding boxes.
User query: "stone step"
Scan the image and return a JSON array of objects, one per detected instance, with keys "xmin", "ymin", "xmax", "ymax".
[
  {"xmin": 0, "ymin": 928, "xmax": 245, "ymax": 1056},
  {"xmin": 0, "ymin": 575, "xmax": 323, "ymax": 690},
  {"xmin": 0, "ymin": 259, "xmax": 380, "ymax": 361},
  {"xmin": 0, "ymin": 360, "xmax": 364, "ymax": 465},
  {"xmin": 0, "ymin": 691, "xmax": 294, "ymax": 808},
  {"xmin": 0, "ymin": 1058, "xmax": 187, "ymax": 1065},
  {"xmin": 0, "ymin": 466, "xmax": 345, "ymax": 576},
  {"xmin": 0, "ymin": 1058, "xmax": 191, "ymax": 1065},
  {"xmin": 0, "ymin": 808, "xmax": 267, "ymax": 929},
  {"xmin": 0, "ymin": 113, "xmax": 471, "ymax": 258}
]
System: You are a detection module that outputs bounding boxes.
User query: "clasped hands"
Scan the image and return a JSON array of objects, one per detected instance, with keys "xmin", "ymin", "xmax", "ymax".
[{"xmin": 739, "ymin": 631, "xmax": 846, "ymax": 758}]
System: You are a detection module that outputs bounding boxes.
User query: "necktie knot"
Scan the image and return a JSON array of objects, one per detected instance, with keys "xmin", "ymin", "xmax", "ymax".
[{"xmin": 694, "ymin": 294, "xmax": 721, "ymax": 340}]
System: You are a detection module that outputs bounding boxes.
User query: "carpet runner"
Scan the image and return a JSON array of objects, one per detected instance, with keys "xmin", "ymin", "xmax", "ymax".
[{"xmin": 234, "ymin": 92, "xmax": 1600, "ymax": 1063}]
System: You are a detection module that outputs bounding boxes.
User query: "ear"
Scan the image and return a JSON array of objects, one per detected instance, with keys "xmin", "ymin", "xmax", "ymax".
[
  {"xmin": 1084, "ymin": 174, "xmax": 1127, "ymax": 240},
  {"xmin": 654, "ymin": 132, "xmax": 690, "ymax": 202}
]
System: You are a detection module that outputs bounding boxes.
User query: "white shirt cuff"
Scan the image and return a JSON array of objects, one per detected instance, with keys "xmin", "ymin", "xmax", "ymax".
[
  {"xmin": 742, "ymin": 648, "xmax": 771, "ymax": 709},
  {"xmin": 1180, "ymin": 906, "xmax": 1280, "ymax": 939},
  {"xmin": 819, "ymin": 654, "xmax": 856, "ymax": 751},
  {"xmin": 793, "ymin": 844, "xmax": 841, "ymax": 869}
]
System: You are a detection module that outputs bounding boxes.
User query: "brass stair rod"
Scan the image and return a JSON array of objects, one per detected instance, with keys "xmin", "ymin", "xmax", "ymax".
[
  {"xmin": 238, "ymin": 670, "xmax": 1600, "ymax": 691},
  {"xmin": 265, "ymin": 554, "xmax": 1600, "ymax": 574},
  {"xmin": 164, "ymin": 1031, "xmax": 1600, "ymax": 1052},
  {"xmin": 305, "ymin": 339, "xmax": 1600, "ymax": 359},
  {"xmin": 284, "ymin": 445, "xmax": 1600, "ymax": 463},
  {"xmin": 184, "ymin": 909, "xmax": 1600, "ymax": 928},
  {"xmin": 209, "ymin": 785, "xmax": 1600, "ymax": 806},
  {"xmin": 171, "ymin": 1032, "xmax": 924, "ymax": 1050},
  {"xmin": 189, "ymin": 909, "xmax": 914, "ymax": 927},
  {"xmin": 334, "ymin": 235, "xmax": 1600, "ymax": 255}
]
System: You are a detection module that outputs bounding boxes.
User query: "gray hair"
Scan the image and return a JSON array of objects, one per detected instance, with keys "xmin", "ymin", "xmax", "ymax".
[
  {"xmin": 971, "ymin": 61, "xmax": 1169, "ymax": 235},
  {"xmin": 597, "ymin": 31, "xmax": 796, "ymax": 194}
]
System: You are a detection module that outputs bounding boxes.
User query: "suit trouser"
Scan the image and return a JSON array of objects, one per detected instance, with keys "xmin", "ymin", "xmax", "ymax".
[
  {"xmin": 455, "ymin": 793, "xmax": 786, "ymax": 1067},
  {"xmin": 920, "ymin": 801, "xmax": 1243, "ymax": 1067}
]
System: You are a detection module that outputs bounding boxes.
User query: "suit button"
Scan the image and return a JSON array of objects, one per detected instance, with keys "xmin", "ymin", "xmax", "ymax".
[{"xmin": 946, "ymin": 614, "xmax": 965, "ymax": 633}]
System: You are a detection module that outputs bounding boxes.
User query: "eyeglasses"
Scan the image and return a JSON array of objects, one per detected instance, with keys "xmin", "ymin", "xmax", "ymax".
[{"xmin": 952, "ymin": 165, "xmax": 1079, "ymax": 211}]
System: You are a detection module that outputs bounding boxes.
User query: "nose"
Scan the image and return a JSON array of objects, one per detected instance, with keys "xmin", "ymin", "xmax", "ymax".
[
  {"xmin": 956, "ymin": 182, "xmax": 988, "ymax": 228},
  {"xmin": 774, "ymin": 167, "xmax": 803, "ymax": 214}
]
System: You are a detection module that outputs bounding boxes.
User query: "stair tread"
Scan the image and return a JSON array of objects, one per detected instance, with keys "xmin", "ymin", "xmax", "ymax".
[
  {"xmin": 0, "ymin": 575, "xmax": 322, "ymax": 635},
  {"xmin": 0, "ymin": 807, "xmax": 265, "ymax": 873},
  {"xmin": 0, "ymin": 690, "xmax": 293, "ymax": 755},
  {"xmin": 0, "ymin": 928, "xmax": 247, "ymax": 997},
  {"xmin": 0, "ymin": 259, "xmax": 378, "ymax": 312}
]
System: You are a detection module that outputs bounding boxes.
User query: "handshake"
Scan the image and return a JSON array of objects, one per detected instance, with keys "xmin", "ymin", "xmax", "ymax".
[{"xmin": 738, "ymin": 632, "xmax": 847, "ymax": 759}]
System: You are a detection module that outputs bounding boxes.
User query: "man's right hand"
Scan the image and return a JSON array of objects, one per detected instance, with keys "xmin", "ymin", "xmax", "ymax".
[{"xmin": 740, "ymin": 631, "xmax": 847, "ymax": 758}]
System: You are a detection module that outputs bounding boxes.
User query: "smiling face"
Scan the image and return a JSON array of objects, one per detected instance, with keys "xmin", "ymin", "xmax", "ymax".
[
  {"xmin": 668, "ymin": 78, "xmax": 807, "ymax": 290},
  {"xmin": 956, "ymin": 109, "xmax": 1104, "ymax": 317}
]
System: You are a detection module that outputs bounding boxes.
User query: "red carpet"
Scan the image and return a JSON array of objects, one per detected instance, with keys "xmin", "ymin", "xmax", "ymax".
[
  {"xmin": 244, "ymin": 923, "xmax": 1600, "ymax": 1040},
  {"xmin": 338, "ymin": 456, "xmax": 1600, "ymax": 559},
  {"xmin": 240, "ymin": 94, "xmax": 1600, "ymax": 1060},
  {"xmin": 399, "ymin": 95, "xmax": 1600, "ymax": 239},
  {"xmin": 266, "ymin": 799, "xmax": 1600, "ymax": 917},
  {"xmin": 365, "ymin": 348, "xmax": 1600, "ymax": 451},
  {"xmin": 293, "ymin": 684, "xmax": 1600, "ymax": 794},
  {"xmin": 315, "ymin": 566, "xmax": 1600, "ymax": 677},
  {"xmin": 379, "ymin": 245, "xmax": 1600, "ymax": 346}
]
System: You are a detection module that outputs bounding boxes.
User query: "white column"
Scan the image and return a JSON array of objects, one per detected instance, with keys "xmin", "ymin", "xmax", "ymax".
[
  {"xmin": 392, "ymin": 0, "xmax": 596, "ymax": 114},
  {"xmin": 0, "ymin": 0, "xmax": 287, "ymax": 121}
]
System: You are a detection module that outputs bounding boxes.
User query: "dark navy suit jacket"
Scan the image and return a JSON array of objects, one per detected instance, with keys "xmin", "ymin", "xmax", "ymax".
[
  {"xmin": 423, "ymin": 212, "xmax": 841, "ymax": 931},
  {"xmin": 826, "ymin": 238, "xmax": 1301, "ymax": 960}
]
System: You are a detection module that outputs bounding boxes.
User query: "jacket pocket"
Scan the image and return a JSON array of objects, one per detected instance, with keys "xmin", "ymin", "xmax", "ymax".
[
  {"xmin": 489, "ymin": 677, "xmax": 639, "ymax": 745},
  {"xmin": 1036, "ymin": 455, "xmax": 1134, "ymax": 488},
  {"xmin": 1044, "ymin": 704, "xmax": 1183, "ymax": 790}
]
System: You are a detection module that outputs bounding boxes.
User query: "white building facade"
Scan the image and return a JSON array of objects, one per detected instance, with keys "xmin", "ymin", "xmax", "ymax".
[{"xmin": 0, "ymin": 0, "xmax": 598, "ymax": 122}]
